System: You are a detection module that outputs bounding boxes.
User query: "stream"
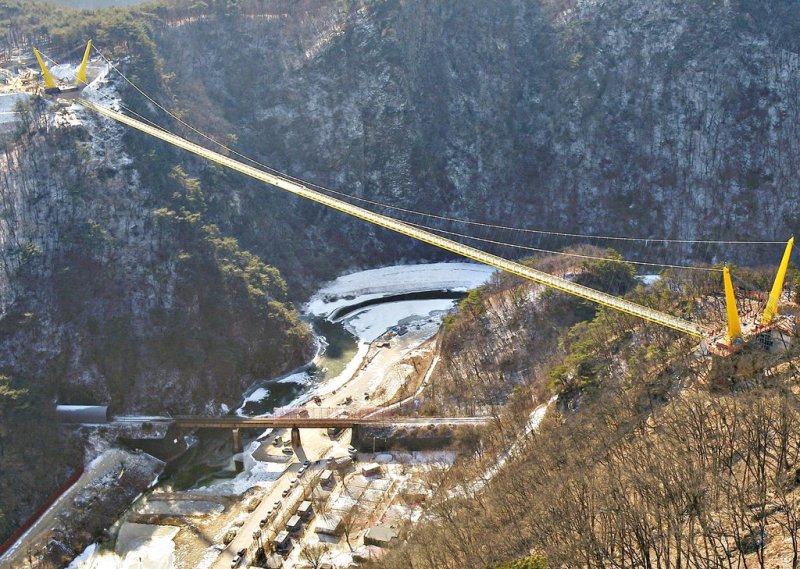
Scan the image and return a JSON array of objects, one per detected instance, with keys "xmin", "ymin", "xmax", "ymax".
[{"xmin": 159, "ymin": 317, "xmax": 357, "ymax": 492}]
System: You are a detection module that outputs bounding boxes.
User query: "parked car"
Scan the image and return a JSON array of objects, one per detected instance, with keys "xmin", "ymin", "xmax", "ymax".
[
  {"xmin": 281, "ymin": 488, "xmax": 290, "ymax": 498},
  {"xmin": 302, "ymin": 460, "xmax": 311, "ymax": 468},
  {"xmin": 282, "ymin": 447, "xmax": 294, "ymax": 456},
  {"xmin": 231, "ymin": 548, "xmax": 246, "ymax": 567}
]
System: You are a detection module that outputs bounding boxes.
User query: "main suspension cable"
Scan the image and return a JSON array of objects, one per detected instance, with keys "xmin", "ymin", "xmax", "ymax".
[
  {"xmin": 401, "ymin": 220, "xmax": 723, "ymax": 272},
  {"xmin": 65, "ymin": 48, "xmax": 728, "ymax": 272},
  {"xmin": 89, "ymin": 44, "xmax": 786, "ymax": 247}
]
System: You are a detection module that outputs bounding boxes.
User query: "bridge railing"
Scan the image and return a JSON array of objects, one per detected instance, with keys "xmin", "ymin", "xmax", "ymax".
[{"xmin": 272, "ymin": 406, "xmax": 383, "ymax": 420}]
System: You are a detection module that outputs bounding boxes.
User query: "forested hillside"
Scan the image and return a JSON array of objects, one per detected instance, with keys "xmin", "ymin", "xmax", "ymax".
[
  {"xmin": 4, "ymin": 0, "xmax": 800, "ymax": 283},
  {"xmin": 49, "ymin": 0, "xmax": 146, "ymax": 8},
  {"xmin": 2, "ymin": 0, "xmax": 800, "ymax": 559},
  {"xmin": 0, "ymin": 0, "xmax": 315, "ymax": 542},
  {"xmin": 148, "ymin": 0, "xmax": 800, "ymax": 278},
  {"xmin": 378, "ymin": 260, "xmax": 800, "ymax": 568}
]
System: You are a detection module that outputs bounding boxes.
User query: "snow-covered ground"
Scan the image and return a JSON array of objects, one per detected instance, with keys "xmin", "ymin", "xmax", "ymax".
[
  {"xmin": 68, "ymin": 264, "xmax": 493, "ymax": 569},
  {"xmin": 637, "ymin": 274, "xmax": 661, "ymax": 285},
  {"xmin": 466, "ymin": 397, "xmax": 556, "ymax": 495},
  {"xmin": 1, "ymin": 449, "xmax": 163, "ymax": 569},
  {"xmin": 192, "ymin": 439, "xmax": 286, "ymax": 496},
  {"xmin": 67, "ymin": 524, "xmax": 179, "ymax": 569},
  {"xmin": 343, "ymin": 298, "xmax": 455, "ymax": 342},
  {"xmin": 218, "ymin": 264, "xmax": 495, "ymax": 500},
  {"xmin": 0, "ymin": 92, "xmax": 29, "ymax": 127},
  {"xmin": 40, "ymin": 59, "xmax": 135, "ymax": 174},
  {"xmin": 236, "ymin": 262, "xmax": 496, "ymax": 416}
]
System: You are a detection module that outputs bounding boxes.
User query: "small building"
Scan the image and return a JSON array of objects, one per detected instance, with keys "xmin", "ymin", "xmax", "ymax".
[
  {"xmin": 364, "ymin": 525, "xmax": 398, "ymax": 547},
  {"xmin": 315, "ymin": 515, "xmax": 344, "ymax": 536},
  {"xmin": 297, "ymin": 500, "xmax": 314, "ymax": 520},
  {"xmin": 274, "ymin": 530, "xmax": 292, "ymax": 553},
  {"xmin": 332, "ymin": 455, "xmax": 352, "ymax": 470},
  {"xmin": 361, "ymin": 463, "xmax": 381, "ymax": 477},
  {"xmin": 286, "ymin": 514, "xmax": 302, "ymax": 534},
  {"xmin": 320, "ymin": 470, "xmax": 335, "ymax": 489}
]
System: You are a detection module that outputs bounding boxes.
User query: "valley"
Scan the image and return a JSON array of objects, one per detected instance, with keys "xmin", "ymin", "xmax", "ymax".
[
  {"xmin": 2, "ymin": 1, "xmax": 800, "ymax": 568},
  {"xmin": 3, "ymin": 262, "xmax": 491, "ymax": 569}
]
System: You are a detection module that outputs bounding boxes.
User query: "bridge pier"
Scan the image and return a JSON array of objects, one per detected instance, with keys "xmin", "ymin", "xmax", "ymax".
[
  {"xmin": 232, "ymin": 428, "xmax": 243, "ymax": 454},
  {"xmin": 351, "ymin": 424, "xmax": 361, "ymax": 449},
  {"xmin": 291, "ymin": 427, "xmax": 301, "ymax": 447}
]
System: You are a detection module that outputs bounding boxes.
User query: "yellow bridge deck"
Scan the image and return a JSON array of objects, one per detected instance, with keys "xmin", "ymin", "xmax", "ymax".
[{"xmin": 77, "ymin": 98, "xmax": 705, "ymax": 338}]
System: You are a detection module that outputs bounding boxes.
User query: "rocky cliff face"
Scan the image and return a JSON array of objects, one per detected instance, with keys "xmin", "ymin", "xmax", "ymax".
[
  {"xmin": 2, "ymin": 0, "xmax": 800, "ymax": 548},
  {"xmin": 0, "ymin": 70, "xmax": 314, "ymax": 541},
  {"xmin": 0, "ymin": 90, "xmax": 312, "ymax": 414},
  {"xmin": 152, "ymin": 0, "xmax": 800, "ymax": 280}
]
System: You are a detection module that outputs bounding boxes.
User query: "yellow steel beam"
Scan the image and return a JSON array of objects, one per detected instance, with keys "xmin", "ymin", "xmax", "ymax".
[
  {"xmin": 33, "ymin": 48, "xmax": 57, "ymax": 89},
  {"xmin": 763, "ymin": 237, "xmax": 794, "ymax": 325},
  {"xmin": 76, "ymin": 40, "xmax": 92, "ymax": 86},
  {"xmin": 723, "ymin": 266, "xmax": 741, "ymax": 345},
  {"xmin": 76, "ymin": 98, "xmax": 706, "ymax": 337}
]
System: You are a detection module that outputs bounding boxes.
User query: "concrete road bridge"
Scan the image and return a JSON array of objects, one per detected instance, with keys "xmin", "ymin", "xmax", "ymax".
[{"xmin": 112, "ymin": 408, "xmax": 491, "ymax": 451}]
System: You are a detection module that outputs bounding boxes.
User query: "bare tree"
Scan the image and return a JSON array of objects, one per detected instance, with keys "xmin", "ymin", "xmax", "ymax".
[
  {"xmin": 300, "ymin": 541, "xmax": 330, "ymax": 569},
  {"xmin": 340, "ymin": 499, "xmax": 365, "ymax": 553}
]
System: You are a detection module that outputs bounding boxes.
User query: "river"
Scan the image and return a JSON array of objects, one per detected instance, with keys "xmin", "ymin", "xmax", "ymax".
[
  {"xmin": 157, "ymin": 317, "xmax": 358, "ymax": 492},
  {"xmin": 67, "ymin": 262, "xmax": 495, "ymax": 569}
]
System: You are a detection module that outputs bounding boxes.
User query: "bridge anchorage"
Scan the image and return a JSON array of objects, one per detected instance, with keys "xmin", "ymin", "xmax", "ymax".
[{"xmin": 31, "ymin": 44, "xmax": 798, "ymax": 357}]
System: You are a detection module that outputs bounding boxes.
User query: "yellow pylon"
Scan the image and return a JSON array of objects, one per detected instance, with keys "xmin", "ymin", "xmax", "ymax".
[
  {"xmin": 763, "ymin": 236, "xmax": 794, "ymax": 325},
  {"xmin": 723, "ymin": 266, "xmax": 742, "ymax": 345},
  {"xmin": 33, "ymin": 48, "xmax": 57, "ymax": 89},
  {"xmin": 76, "ymin": 40, "xmax": 92, "ymax": 85}
]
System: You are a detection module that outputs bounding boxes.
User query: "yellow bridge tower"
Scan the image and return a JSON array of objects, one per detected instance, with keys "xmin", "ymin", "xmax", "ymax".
[{"xmin": 32, "ymin": 41, "xmax": 93, "ymax": 96}]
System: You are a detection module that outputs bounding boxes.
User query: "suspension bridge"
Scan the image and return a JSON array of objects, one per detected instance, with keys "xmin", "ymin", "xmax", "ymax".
[{"xmin": 32, "ymin": 43, "xmax": 798, "ymax": 351}]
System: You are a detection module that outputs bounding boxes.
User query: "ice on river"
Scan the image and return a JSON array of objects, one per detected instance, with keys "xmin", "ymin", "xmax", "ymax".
[
  {"xmin": 306, "ymin": 262, "xmax": 496, "ymax": 318},
  {"xmin": 344, "ymin": 298, "xmax": 457, "ymax": 342}
]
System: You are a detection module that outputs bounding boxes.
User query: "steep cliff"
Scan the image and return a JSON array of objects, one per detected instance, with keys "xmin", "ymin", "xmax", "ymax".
[
  {"xmin": 3, "ymin": 0, "xmax": 800, "ymax": 553},
  {"xmin": 0, "ymin": 96, "xmax": 312, "ymax": 413},
  {"xmin": 150, "ymin": 0, "xmax": 800, "ymax": 283},
  {"xmin": 0, "ymin": 58, "xmax": 312, "ymax": 541}
]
